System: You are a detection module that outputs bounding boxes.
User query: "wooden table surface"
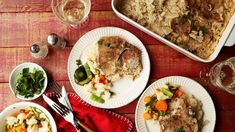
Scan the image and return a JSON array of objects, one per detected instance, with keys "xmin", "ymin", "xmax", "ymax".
[{"xmin": 1, "ymin": 0, "xmax": 235, "ymax": 131}]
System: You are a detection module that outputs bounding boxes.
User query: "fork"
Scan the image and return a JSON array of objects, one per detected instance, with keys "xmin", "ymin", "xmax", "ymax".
[
  {"xmin": 52, "ymin": 102, "xmax": 94, "ymax": 132},
  {"xmin": 49, "ymin": 82, "xmax": 72, "ymax": 110},
  {"xmin": 49, "ymin": 82, "xmax": 94, "ymax": 132},
  {"xmin": 52, "ymin": 102, "xmax": 81, "ymax": 131}
]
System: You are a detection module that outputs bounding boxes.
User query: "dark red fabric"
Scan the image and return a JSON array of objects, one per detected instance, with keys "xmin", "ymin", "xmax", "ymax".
[{"xmin": 43, "ymin": 93, "xmax": 134, "ymax": 132}]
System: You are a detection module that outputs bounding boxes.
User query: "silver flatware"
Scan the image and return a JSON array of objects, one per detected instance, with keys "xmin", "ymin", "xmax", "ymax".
[
  {"xmin": 49, "ymin": 82, "xmax": 72, "ymax": 110},
  {"xmin": 46, "ymin": 84, "xmax": 95, "ymax": 132},
  {"xmin": 43, "ymin": 94, "xmax": 81, "ymax": 131}
]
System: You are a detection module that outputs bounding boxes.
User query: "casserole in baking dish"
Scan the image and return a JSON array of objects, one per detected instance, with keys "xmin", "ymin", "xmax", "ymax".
[{"xmin": 112, "ymin": 0, "xmax": 235, "ymax": 62}]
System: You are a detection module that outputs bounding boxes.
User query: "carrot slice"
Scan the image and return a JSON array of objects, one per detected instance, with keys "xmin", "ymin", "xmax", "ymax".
[
  {"xmin": 143, "ymin": 112, "xmax": 152, "ymax": 120},
  {"xmin": 154, "ymin": 100, "xmax": 168, "ymax": 112},
  {"xmin": 6, "ymin": 128, "xmax": 13, "ymax": 132},
  {"xmin": 143, "ymin": 96, "xmax": 151, "ymax": 103}
]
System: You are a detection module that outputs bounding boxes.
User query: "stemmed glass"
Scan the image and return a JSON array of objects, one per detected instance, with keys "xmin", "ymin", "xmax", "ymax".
[
  {"xmin": 51, "ymin": 0, "xmax": 91, "ymax": 28},
  {"xmin": 200, "ymin": 57, "xmax": 235, "ymax": 95}
]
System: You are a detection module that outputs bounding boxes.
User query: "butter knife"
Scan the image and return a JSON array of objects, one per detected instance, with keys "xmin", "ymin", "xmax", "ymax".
[{"xmin": 43, "ymin": 94, "xmax": 80, "ymax": 130}]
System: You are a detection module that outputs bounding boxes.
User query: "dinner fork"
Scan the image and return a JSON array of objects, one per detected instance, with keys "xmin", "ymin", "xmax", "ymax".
[
  {"xmin": 49, "ymin": 81, "xmax": 72, "ymax": 110},
  {"xmin": 49, "ymin": 82, "xmax": 94, "ymax": 132},
  {"xmin": 52, "ymin": 102, "xmax": 94, "ymax": 132}
]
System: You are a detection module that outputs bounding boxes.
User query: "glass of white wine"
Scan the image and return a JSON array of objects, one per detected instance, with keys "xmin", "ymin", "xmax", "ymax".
[
  {"xmin": 200, "ymin": 57, "xmax": 235, "ymax": 95},
  {"xmin": 51, "ymin": 0, "xmax": 91, "ymax": 28}
]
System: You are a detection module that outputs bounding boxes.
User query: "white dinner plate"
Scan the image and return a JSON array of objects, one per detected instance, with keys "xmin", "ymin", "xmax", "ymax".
[
  {"xmin": 135, "ymin": 76, "xmax": 216, "ymax": 132},
  {"xmin": 68, "ymin": 27, "xmax": 150, "ymax": 109}
]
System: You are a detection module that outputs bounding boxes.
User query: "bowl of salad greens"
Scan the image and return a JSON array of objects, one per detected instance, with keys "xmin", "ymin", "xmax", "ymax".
[{"xmin": 9, "ymin": 62, "xmax": 48, "ymax": 100}]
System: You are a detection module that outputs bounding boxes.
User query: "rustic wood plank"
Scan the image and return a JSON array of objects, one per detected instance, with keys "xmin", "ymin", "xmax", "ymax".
[
  {"xmin": 0, "ymin": 0, "xmax": 112, "ymax": 12},
  {"xmin": 0, "ymin": 0, "xmax": 51, "ymax": 12},
  {"xmin": 1, "ymin": 77, "xmax": 235, "ymax": 112},
  {"xmin": 0, "ymin": 47, "xmax": 70, "ymax": 82},
  {"xmin": 215, "ymin": 110, "xmax": 235, "ymax": 132},
  {"xmin": 1, "ymin": 46, "xmax": 235, "ymax": 83},
  {"xmin": 0, "ymin": 46, "xmax": 204, "ymax": 82},
  {"xmin": 0, "ymin": 11, "xmax": 160, "ymax": 48},
  {"xmin": 1, "ymin": 0, "xmax": 235, "ymax": 130}
]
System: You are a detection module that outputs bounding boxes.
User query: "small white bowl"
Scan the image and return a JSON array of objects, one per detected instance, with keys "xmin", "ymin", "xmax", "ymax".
[
  {"xmin": 9, "ymin": 62, "xmax": 48, "ymax": 100},
  {"xmin": 0, "ymin": 102, "xmax": 57, "ymax": 132}
]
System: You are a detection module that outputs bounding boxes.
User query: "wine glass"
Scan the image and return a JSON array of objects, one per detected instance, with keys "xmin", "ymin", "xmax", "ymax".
[
  {"xmin": 200, "ymin": 57, "xmax": 235, "ymax": 95},
  {"xmin": 51, "ymin": 0, "xmax": 91, "ymax": 28}
]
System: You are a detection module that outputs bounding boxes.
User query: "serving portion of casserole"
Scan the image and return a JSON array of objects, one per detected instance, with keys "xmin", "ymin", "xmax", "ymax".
[{"xmin": 117, "ymin": 0, "xmax": 235, "ymax": 59}]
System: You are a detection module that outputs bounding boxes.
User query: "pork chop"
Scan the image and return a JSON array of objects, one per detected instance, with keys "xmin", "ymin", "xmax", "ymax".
[
  {"xmin": 96, "ymin": 36, "xmax": 142, "ymax": 81},
  {"xmin": 159, "ymin": 97, "xmax": 199, "ymax": 132}
]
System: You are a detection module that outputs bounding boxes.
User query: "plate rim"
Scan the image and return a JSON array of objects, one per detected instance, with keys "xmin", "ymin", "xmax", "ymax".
[
  {"xmin": 67, "ymin": 26, "xmax": 151, "ymax": 109},
  {"xmin": 135, "ymin": 76, "xmax": 216, "ymax": 132}
]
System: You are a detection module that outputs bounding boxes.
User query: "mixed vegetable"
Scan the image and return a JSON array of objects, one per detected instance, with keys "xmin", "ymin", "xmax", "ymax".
[
  {"xmin": 15, "ymin": 68, "xmax": 45, "ymax": 98},
  {"xmin": 143, "ymin": 82, "xmax": 184, "ymax": 120},
  {"xmin": 74, "ymin": 59, "xmax": 115, "ymax": 103},
  {"xmin": 74, "ymin": 60, "xmax": 93, "ymax": 86},
  {"xmin": 5, "ymin": 106, "xmax": 51, "ymax": 132}
]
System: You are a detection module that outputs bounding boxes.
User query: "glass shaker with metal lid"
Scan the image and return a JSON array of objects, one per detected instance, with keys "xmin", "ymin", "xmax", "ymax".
[
  {"xmin": 47, "ymin": 33, "xmax": 67, "ymax": 48},
  {"xmin": 30, "ymin": 43, "xmax": 48, "ymax": 59}
]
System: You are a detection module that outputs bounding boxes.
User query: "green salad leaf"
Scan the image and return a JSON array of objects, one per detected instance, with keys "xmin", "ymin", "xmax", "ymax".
[{"xmin": 16, "ymin": 68, "xmax": 45, "ymax": 98}]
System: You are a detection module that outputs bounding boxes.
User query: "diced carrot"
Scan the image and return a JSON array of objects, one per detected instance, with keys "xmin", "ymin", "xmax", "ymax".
[
  {"xmin": 6, "ymin": 128, "xmax": 13, "ymax": 132},
  {"xmin": 143, "ymin": 112, "xmax": 152, "ymax": 120},
  {"xmin": 175, "ymin": 89, "xmax": 184, "ymax": 97},
  {"xmin": 154, "ymin": 100, "xmax": 168, "ymax": 112},
  {"xmin": 14, "ymin": 125, "xmax": 27, "ymax": 132},
  {"xmin": 143, "ymin": 96, "xmax": 151, "ymax": 103},
  {"xmin": 99, "ymin": 75, "xmax": 106, "ymax": 84}
]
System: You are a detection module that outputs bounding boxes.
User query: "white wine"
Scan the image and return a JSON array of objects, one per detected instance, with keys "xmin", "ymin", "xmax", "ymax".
[
  {"xmin": 63, "ymin": 0, "xmax": 85, "ymax": 23},
  {"xmin": 220, "ymin": 65, "xmax": 235, "ymax": 86},
  {"xmin": 209, "ymin": 57, "xmax": 235, "ymax": 94},
  {"xmin": 51, "ymin": 0, "xmax": 91, "ymax": 26}
]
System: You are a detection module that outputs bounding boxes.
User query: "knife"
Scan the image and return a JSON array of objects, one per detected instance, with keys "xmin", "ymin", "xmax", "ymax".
[
  {"xmin": 59, "ymin": 86, "xmax": 72, "ymax": 110},
  {"xmin": 43, "ymin": 94, "xmax": 64, "ymax": 116},
  {"xmin": 43, "ymin": 94, "xmax": 79, "ymax": 129},
  {"xmin": 57, "ymin": 89, "xmax": 95, "ymax": 132}
]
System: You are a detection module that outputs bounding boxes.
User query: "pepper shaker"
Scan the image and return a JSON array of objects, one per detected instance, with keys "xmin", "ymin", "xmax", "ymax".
[
  {"xmin": 30, "ymin": 43, "xmax": 48, "ymax": 59},
  {"xmin": 47, "ymin": 33, "xmax": 67, "ymax": 48}
]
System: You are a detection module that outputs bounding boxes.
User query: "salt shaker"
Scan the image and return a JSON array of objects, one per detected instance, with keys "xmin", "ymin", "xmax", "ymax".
[
  {"xmin": 47, "ymin": 33, "xmax": 67, "ymax": 48},
  {"xmin": 30, "ymin": 44, "xmax": 48, "ymax": 59}
]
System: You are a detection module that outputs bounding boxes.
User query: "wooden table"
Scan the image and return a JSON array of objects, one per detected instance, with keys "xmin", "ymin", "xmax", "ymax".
[{"xmin": 1, "ymin": 0, "xmax": 235, "ymax": 131}]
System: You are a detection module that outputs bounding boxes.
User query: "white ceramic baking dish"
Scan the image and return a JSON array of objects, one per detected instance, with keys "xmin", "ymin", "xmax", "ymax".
[{"xmin": 111, "ymin": 0, "xmax": 235, "ymax": 63}]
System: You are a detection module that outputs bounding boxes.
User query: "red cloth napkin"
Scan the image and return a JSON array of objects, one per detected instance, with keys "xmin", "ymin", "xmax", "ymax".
[{"xmin": 43, "ymin": 93, "xmax": 134, "ymax": 132}]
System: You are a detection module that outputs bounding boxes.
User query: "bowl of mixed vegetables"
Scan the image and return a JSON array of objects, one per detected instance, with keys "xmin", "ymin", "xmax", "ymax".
[
  {"xmin": 0, "ymin": 102, "xmax": 57, "ymax": 132},
  {"xmin": 9, "ymin": 62, "xmax": 48, "ymax": 100}
]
